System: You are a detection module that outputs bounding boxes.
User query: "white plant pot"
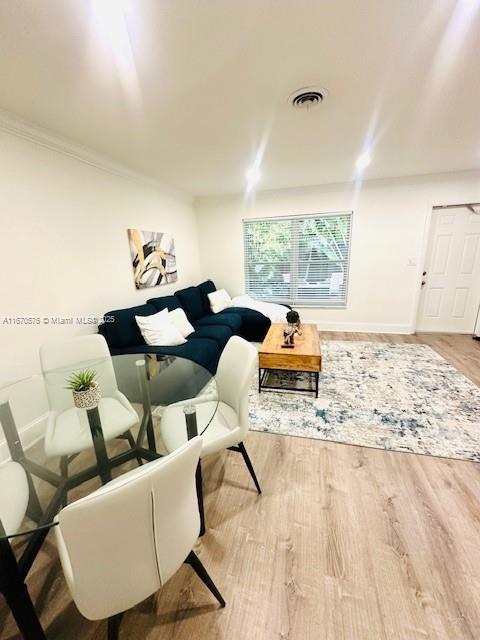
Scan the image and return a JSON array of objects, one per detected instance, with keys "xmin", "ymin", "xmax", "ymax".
[{"xmin": 72, "ymin": 384, "xmax": 101, "ymax": 410}]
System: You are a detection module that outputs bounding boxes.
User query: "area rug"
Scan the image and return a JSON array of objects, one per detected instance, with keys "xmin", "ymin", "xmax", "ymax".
[{"xmin": 249, "ymin": 340, "xmax": 480, "ymax": 462}]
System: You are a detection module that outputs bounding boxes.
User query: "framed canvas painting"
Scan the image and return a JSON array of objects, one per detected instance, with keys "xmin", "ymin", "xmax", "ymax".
[{"xmin": 128, "ymin": 228, "xmax": 178, "ymax": 289}]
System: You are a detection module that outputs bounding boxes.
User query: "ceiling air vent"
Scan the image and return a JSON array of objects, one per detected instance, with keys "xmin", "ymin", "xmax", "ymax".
[{"xmin": 290, "ymin": 87, "xmax": 327, "ymax": 109}]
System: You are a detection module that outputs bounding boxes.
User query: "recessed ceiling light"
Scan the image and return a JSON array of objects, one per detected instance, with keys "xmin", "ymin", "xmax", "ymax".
[{"xmin": 355, "ymin": 151, "xmax": 372, "ymax": 171}]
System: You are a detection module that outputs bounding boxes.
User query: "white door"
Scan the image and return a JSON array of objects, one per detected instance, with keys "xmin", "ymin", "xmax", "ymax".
[{"xmin": 417, "ymin": 207, "xmax": 480, "ymax": 333}]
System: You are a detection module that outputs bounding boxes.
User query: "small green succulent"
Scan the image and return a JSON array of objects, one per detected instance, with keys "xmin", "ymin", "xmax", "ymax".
[{"xmin": 66, "ymin": 369, "xmax": 98, "ymax": 392}]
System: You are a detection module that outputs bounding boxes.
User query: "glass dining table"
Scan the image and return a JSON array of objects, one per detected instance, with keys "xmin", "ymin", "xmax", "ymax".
[{"xmin": 0, "ymin": 353, "xmax": 218, "ymax": 640}]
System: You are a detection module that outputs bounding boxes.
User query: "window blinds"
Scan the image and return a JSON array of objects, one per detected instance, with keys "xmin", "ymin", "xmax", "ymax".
[{"xmin": 243, "ymin": 212, "xmax": 352, "ymax": 307}]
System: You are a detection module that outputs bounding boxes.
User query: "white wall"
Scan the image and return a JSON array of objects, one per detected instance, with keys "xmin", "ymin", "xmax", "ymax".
[
  {"xmin": 196, "ymin": 171, "xmax": 480, "ymax": 334},
  {"xmin": 0, "ymin": 130, "xmax": 200, "ymax": 386},
  {"xmin": 0, "ymin": 129, "xmax": 201, "ymax": 461}
]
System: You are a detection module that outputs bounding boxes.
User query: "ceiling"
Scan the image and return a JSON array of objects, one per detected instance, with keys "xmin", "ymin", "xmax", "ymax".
[{"xmin": 0, "ymin": 0, "xmax": 480, "ymax": 196}]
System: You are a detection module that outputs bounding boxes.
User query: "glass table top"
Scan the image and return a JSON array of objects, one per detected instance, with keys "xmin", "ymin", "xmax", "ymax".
[{"xmin": 0, "ymin": 354, "xmax": 218, "ymax": 541}]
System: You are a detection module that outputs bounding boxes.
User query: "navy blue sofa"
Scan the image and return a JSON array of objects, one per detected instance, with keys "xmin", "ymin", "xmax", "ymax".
[{"xmin": 98, "ymin": 280, "xmax": 287, "ymax": 373}]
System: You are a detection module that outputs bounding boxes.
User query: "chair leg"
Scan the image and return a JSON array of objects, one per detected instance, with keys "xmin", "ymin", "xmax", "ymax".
[
  {"xmin": 185, "ymin": 551, "xmax": 225, "ymax": 608},
  {"xmin": 107, "ymin": 613, "xmax": 123, "ymax": 640},
  {"xmin": 196, "ymin": 461, "xmax": 206, "ymax": 536},
  {"xmin": 238, "ymin": 442, "xmax": 262, "ymax": 494}
]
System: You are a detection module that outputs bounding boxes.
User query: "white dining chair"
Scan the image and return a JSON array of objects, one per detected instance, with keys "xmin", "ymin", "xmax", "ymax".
[
  {"xmin": 0, "ymin": 461, "xmax": 49, "ymax": 640},
  {"xmin": 160, "ymin": 336, "xmax": 261, "ymax": 532},
  {"xmin": 0, "ymin": 461, "xmax": 29, "ymax": 537},
  {"xmin": 40, "ymin": 335, "xmax": 139, "ymax": 471},
  {"xmin": 54, "ymin": 437, "xmax": 225, "ymax": 639}
]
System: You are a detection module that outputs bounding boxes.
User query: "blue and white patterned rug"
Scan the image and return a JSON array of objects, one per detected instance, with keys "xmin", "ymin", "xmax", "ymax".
[{"xmin": 249, "ymin": 340, "xmax": 480, "ymax": 462}]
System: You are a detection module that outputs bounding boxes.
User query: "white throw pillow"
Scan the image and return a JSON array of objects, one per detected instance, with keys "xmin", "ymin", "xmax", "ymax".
[
  {"xmin": 135, "ymin": 309, "xmax": 186, "ymax": 346},
  {"xmin": 169, "ymin": 308, "xmax": 194, "ymax": 338},
  {"xmin": 208, "ymin": 289, "xmax": 232, "ymax": 314}
]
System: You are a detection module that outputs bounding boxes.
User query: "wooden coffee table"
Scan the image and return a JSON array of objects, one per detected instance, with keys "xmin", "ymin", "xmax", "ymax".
[{"xmin": 258, "ymin": 323, "xmax": 322, "ymax": 397}]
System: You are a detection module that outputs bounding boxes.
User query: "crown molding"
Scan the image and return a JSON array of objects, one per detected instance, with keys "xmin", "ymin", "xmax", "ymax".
[
  {"xmin": 195, "ymin": 168, "xmax": 480, "ymax": 203},
  {"xmin": 0, "ymin": 108, "xmax": 190, "ymax": 201}
]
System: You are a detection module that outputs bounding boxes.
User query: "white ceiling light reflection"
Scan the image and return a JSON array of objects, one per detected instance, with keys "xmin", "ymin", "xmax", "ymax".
[
  {"xmin": 351, "ymin": 147, "xmax": 373, "ymax": 210},
  {"xmin": 89, "ymin": 0, "xmax": 142, "ymax": 111},
  {"xmin": 243, "ymin": 114, "xmax": 274, "ymax": 201},
  {"xmin": 416, "ymin": 0, "xmax": 480, "ymax": 122},
  {"xmin": 355, "ymin": 151, "xmax": 372, "ymax": 172},
  {"xmin": 246, "ymin": 165, "xmax": 261, "ymax": 192}
]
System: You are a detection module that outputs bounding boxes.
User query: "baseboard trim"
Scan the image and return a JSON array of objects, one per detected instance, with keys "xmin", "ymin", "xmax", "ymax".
[
  {"xmin": 315, "ymin": 321, "xmax": 414, "ymax": 334},
  {"xmin": 0, "ymin": 413, "xmax": 48, "ymax": 464},
  {"xmin": 416, "ymin": 329, "xmax": 475, "ymax": 335}
]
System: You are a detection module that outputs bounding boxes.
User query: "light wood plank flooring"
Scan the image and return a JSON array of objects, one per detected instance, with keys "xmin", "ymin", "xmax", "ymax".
[{"xmin": 1, "ymin": 333, "xmax": 479, "ymax": 640}]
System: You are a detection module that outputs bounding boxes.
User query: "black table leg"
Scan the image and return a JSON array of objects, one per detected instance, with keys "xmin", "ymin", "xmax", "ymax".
[
  {"xmin": 0, "ymin": 531, "xmax": 47, "ymax": 640},
  {"xmin": 86, "ymin": 407, "xmax": 112, "ymax": 485},
  {"xmin": 18, "ymin": 484, "xmax": 66, "ymax": 580},
  {"xmin": 25, "ymin": 472, "xmax": 44, "ymax": 524},
  {"xmin": 315, "ymin": 371, "xmax": 319, "ymax": 398},
  {"xmin": 183, "ymin": 405, "xmax": 198, "ymax": 441},
  {"xmin": 0, "ymin": 402, "xmax": 43, "ymax": 523},
  {"xmin": 146, "ymin": 412, "xmax": 157, "ymax": 453},
  {"xmin": 183, "ymin": 406, "xmax": 205, "ymax": 535},
  {"xmin": 135, "ymin": 358, "xmax": 157, "ymax": 453},
  {"xmin": 107, "ymin": 612, "xmax": 123, "ymax": 640},
  {"xmin": 0, "ymin": 401, "xmax": 26, "ymax": 465}
]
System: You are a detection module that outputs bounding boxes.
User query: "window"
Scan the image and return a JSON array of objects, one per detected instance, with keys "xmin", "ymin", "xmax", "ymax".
[{"xmin": 243, "ymin": 212, "xmax": 352, "ymax": 307}]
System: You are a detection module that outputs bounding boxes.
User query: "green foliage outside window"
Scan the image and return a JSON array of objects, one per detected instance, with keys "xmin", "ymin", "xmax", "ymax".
[{"xmin": 244, "ymin": 213, "xmax": 352, "ymax": 305}]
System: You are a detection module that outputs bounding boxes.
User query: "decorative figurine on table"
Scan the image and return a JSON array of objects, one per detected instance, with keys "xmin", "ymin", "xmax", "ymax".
[{"xmin": 282, "ymin": 310, "xmax": 302, "ymax": 348}]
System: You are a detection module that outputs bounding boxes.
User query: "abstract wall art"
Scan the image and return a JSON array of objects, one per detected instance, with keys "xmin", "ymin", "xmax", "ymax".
[{"xmin": 128, "ymin": 228, "xmax": 178, "ymax": 289}]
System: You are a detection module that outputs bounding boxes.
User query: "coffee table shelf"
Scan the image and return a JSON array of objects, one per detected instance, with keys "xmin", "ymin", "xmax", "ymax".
[{"xmin": 258, "ymin": 323, "xmax": 322, "ymax": 397}]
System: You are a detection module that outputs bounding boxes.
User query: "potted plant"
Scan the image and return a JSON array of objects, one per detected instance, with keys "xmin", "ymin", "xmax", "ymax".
[{"xmin": 66, "ymin": 369, "xmax": 101, "ymax": 410}]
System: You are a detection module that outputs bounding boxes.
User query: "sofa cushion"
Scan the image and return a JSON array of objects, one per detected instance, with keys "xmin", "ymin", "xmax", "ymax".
[
  {"xmin": 189, "ymin": 324, "xmax": 233, "ymax": 349},
  {"xmin": 169, "ymin": 308, "xmax": 195, "ymax": 338},
  {"xmin": 174, "ymin": 286, "xmax": 204, "ymax": 322},
  {"xmin": 208, "ymin": 289, "xmax": 232, "ymax": 314},
  {"xmin": 108, "ymin": 338, "xmax": 219, "ymax": 373},
  {"xmin": 146, "ymin": 295, "xmax": 181, "ymax": 313},
  {"xmin": 197, "ymin": 280, "xmax": 216, "ymax": 316},
  {"xmin": 223, "ymin": 307, "xmax": 271, "ymax": 342},
  {"xmin": 135, "ymin": 309, "xmax": 186, "ymax": 346},
  {"xmin": 99, "ymin": 304, "xmax": 157, "ymax": 349},
  {"xmin": 194, "ymin": 312, "xmax": 242, "ymax": 333}
]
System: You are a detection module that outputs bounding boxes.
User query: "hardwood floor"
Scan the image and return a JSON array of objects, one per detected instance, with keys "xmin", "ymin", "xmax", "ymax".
[{"xmin": 1, "ymin": 333, "xmax": 479, "ymax": 640}]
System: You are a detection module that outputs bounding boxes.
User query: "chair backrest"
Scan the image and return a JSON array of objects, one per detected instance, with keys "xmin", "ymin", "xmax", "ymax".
[
  {"xmin": 40, "ymin": 334, "xmax": 118, "ymax": 411},
  {"xmin": 54, "ymin": 437, "xmax": 202, "ymax": 621},
  {"xmin": 216, "ymin": 336, "xmax": 257, "ymax": 437}
]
